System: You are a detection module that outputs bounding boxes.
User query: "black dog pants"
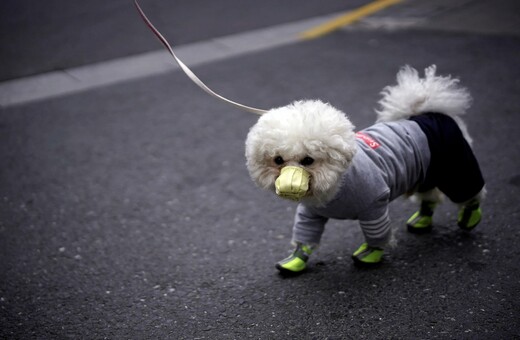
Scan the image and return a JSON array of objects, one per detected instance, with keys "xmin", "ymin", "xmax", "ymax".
[{"xmin": 410, "ymin": 112, "xmax": 485, "ymax": 203}]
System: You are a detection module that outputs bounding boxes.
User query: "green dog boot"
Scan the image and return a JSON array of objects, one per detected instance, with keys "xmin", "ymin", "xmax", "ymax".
[
  {"xmin": 458, "ymin": 200, "xmax": 482, "ymax": 231},
  {"xmin": 407, "ymin": 201, "xmax": 437, "ymax": 233},
  {"xmin": 352, "ymin": 243, "xmax": 384, "ymax": 266},
  {"xmin": 276, "ymin": 243, "xmax": 313, "ymax": 275}
]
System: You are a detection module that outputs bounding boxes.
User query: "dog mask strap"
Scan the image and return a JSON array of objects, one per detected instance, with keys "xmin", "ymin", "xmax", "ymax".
[{"xmin": 134, "ymin": 0, "xmax": 268, "ymax": 115}]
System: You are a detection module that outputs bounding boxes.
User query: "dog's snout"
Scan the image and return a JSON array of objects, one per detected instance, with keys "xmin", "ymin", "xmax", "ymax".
[{"xmin": 275, "ymin": 166, "xmax": 310, "ymax": 201}]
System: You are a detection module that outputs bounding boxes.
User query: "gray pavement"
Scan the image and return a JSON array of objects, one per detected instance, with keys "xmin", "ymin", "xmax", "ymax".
[{"xmin": 1, "ymin": 0, "xmax": 520, "ymax": 339}]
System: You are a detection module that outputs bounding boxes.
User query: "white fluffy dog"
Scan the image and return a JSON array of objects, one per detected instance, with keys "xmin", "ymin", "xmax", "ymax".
[{"xmin": 245, "ymin": 65, "xmax": 485, "ymax": 274}]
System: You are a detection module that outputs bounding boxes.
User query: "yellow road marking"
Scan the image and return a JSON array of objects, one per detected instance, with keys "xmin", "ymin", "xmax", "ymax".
[{"xmin": 300, "ymin": 0, "xmax": 403, "ymax": 40}]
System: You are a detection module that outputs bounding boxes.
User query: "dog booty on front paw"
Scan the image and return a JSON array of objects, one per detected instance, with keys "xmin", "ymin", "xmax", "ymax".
[
  {"xmin": 458, "ymin": 200, "xmax": 482, "ymax": 231},
  {"xmin": 352, "ymin": 243, "xmax": 384, "ymax": 266},
  {"xmin": 407, "ymin": 201, "xmax": 437, "ymax": 233},
  {"xmin": 275, "ymin": 243, "xmax": 313, "ymax": 275}
]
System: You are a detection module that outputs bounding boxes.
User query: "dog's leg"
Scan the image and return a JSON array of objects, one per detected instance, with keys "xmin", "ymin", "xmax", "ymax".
[
  {"xmin": 275, "ymin": 243, "xmax": 316, "ymax": 275},
  {"xmin": 457, "ymin": 187, "xmax": 486, "ymax": 231},
  {"xmin": 407, "ymin": 188, "xmax": 444, "ymax": 233}
]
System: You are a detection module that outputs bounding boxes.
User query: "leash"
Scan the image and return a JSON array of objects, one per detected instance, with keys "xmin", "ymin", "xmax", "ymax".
[{"xmin": 134, "ymin": 0, "xmax": 268, "ymax": 115}]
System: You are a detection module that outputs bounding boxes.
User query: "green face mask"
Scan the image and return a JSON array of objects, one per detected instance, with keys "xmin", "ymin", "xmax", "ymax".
[{"xmin": 275, "ymin": 166, "xmax": 311, "ymax": 201}]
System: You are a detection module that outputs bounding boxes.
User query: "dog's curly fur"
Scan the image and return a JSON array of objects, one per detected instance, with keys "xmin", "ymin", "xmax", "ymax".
[
  {"xmin": 377, "ymin": 65, "xmax": 473, "ymax": 144},
  {"xmin": 245, "ymin": 100, "xmax": 357, "ymax": 206}
]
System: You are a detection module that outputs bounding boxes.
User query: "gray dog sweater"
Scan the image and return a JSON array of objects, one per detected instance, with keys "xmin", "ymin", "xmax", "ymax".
[{"xmin": 292, "ymin": 119, "xmax": 431, "ymax": 248}]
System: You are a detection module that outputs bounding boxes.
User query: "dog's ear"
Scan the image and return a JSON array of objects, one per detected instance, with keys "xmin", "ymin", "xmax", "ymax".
[
  {"xmin": 342, "ymin": 140, "xmax": 357, "ymax": 164},
  {"xmin": 325, "ymin": 137, "xmax": 357, "ymax": 168}
]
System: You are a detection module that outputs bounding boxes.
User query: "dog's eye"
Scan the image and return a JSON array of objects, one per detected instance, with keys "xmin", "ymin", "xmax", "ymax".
[
  {"xmin": 300, "ymin": 156, "xmax": 314, "ymax": 166},
  {"xmin": 274, "ymin": 156, "xmax": 284, "ymax": 165}
]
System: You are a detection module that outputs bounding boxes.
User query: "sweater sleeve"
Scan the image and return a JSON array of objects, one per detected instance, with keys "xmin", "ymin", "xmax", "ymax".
[
  {"xmin": 358, "ymin": 194, "xmax": 392, "ymax": 248},
  {"xmin": 291, "ymin": 204, "xmax": 329, "ymax": 247}
]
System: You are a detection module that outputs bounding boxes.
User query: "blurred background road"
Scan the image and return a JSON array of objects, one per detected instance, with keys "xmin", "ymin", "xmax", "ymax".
[{"xmin": 1, "ymin": 0, "xmax": 519, "ymax": 338}]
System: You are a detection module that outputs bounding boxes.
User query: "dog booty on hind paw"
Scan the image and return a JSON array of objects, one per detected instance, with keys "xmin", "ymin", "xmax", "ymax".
[
  {"xmin": 352, "ymin": 243, "xmax": 384, "ymax": 266},
  {"xmin": 407, "ymin": 201, "xmax": 436, "ymax": 233},
  {"xmin": 276, "ymin": 243, "xmax": 313, "ymax": 275},
  {"xmin": 458, "ymin": 200, "xmax": 482, "ymax": 231}
]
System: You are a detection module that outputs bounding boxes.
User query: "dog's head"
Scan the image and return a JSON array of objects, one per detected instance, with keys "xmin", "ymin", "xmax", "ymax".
[{"xmin": 245, "ymin": 100, "xmax": 357, "ymax": 206}]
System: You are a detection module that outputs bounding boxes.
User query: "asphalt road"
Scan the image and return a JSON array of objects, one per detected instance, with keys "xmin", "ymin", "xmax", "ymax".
[
  {"xmin": 0, "ymin": 0, "xmax": 361, "ymax": 81},
  {"xmin": 1, "ymin": 0, "xmax": 520, "ymax": 339}
]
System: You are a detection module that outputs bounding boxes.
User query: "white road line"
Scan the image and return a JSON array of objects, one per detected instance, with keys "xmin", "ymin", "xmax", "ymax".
[{"xmin": 0, "ymin": 13, "xmax": 340, "ymax": 108}]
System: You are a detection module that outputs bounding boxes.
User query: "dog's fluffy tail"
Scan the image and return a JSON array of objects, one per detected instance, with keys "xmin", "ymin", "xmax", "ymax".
[{"xmin": 376, "ymin": 65, "xmax": 473, "ymax": 144}]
